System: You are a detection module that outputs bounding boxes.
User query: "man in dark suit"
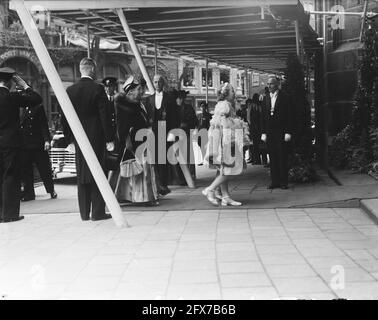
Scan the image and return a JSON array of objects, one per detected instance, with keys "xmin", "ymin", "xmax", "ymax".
[
  {"xmin": 20, "ymin": 103, "xmax": 57, "ymax": 201},
  {"xmin": 145, "ymin": 74, "xmax": 179, "ymax": 195},
  {"xmin": 261, "ymin": 77, "xmax": 293, "ymax": 190},
  {"xmin": 63, "ymin": 58, "xmax": 114, "ymax": 221},
  {"xmin": 0, "ymin": 67, "xmax": 42, "ymax": 223}
]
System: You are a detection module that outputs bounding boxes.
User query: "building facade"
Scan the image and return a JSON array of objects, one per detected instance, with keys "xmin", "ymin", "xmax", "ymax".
[
  {"xmin": 312, "ymin": 0, "xmax": 378, "ymax": 136},
  {"xmin": 0, "ymin": 1, "xmax": 273, "ymax": 131}
]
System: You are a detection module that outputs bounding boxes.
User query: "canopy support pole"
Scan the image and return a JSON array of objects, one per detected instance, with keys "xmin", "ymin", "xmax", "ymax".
[
  {"xmin": 154, "ymin": 40, "xmax": 158, "ymax": 75},
  {"xmin": 245, "ymin": 70, "xmax": 249, "ymax": 98},
  {"xmin": 295, "ymin": 20, "xmax": 301, "ymax": 58},
  {"xmin": 116, "ymin": 8, "xmax": 155, "ymax": 94},
  {"xmin": 13, "ymin": 0, "xmax": 128, "ymax": 228},
  {"xmin": 205, "ymin": 58, "xmax": 209, "ymax": 103},
  {"xmin": 322, "ymin": 0, "xmax": 329, "ymax": 170},
  {"xmin": 86, "ymin": 21, "xmax": 91, "ymax": 58},
  {"xmin": 359, "ymin": 0, "xmax": 369, "ymax": 42}
]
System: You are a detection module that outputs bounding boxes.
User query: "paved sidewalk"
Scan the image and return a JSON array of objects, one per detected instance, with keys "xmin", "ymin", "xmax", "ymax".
[
  {"xmin": 20, "ymin": 165, "xmax": 378, "ymax": 214},
  {"xmin": 1, "ymin": 207, "xmax": 378, "ymax": 300}
]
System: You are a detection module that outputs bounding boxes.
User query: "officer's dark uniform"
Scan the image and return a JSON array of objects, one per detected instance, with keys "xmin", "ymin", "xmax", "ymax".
[
  {"xmin": 102, "ymin": 77, "xmax": 117, "ymax": 140},
  {"xmin": 20, "ymin": 104, "xmax": 56, "ymax": 201},
  {"xmin": 102, "ymin": 77, "xmax": 118, "ymax": 172},
  {"xmin": 0, "ymin": 67, "xmax": 42, "ymax": 223}
]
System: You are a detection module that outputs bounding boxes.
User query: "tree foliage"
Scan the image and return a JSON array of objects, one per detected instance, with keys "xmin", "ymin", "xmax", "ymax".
[
  {"xmin": 329, "ymin": 18, "xmax": 378, "ymax": 174},
  {"xmin": 283, "ymin": 54, "xmax": 317, "ymax": 182}
]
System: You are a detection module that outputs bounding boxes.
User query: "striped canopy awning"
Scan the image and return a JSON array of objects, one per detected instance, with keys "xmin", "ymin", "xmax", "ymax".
[{"xmin": 12, "ymin": 0, "xmax": 321, "ymax": 73}]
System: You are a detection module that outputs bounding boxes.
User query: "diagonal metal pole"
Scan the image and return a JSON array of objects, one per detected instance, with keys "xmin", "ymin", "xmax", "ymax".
[
  {"xmin": 154, "ymin": 40, "xmax": 158, "ymax": 75},
  {"xmin": 294, "ymin": 20, "xmax": 301, "ymax": 59},
  {"xmin": 86, "ymin": 20, "xmax": 91, "ymax": 58},
  {"xmin": 359, "ymin": 0, "xmax": 369, "ymax": 42},
  {"xmin": 116, "ymin": 8, "xmax": 155, "ymax": 94},
  {"xmin": 12, "ymin": 0, "xmax": 128, "ymax": 228},
  {"xmin": 205, "ymin": 58, "xmax": 209, "ymax": 103}
]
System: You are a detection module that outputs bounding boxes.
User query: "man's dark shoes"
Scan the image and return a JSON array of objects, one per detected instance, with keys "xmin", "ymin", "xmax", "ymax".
[
  {"xmin": 1, "ymin": 216, "xmax": 25, "ymax": 223},
  {"xmin": 21, "ymin": 196, "xmax": 35, "ymax": 202},
  {"xmin": 91, "ymin": 214, "xmax": 112, "ymax": 221},
  {"xmin": 281, "ymin": 185, "xmax": 288, "ymax": 190},
  {"xmin": 267, "ymin": 184, "xmax": 279, "ymax": 189},
  {"xmin": 12, "ymin": 216, "xmax": 25, "ymax": 222},
  {"xmin": 50, "ymin": 191, "xmax": 58, "ymax": 199}
]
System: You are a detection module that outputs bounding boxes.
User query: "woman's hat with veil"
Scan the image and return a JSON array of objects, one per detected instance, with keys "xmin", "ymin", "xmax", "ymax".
[{"xmin": 123, "ymin": 75, "xmax": 146, "ymax": 94}]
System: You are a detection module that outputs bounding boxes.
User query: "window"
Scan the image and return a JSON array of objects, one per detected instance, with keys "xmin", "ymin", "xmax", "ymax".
[
  {"xmin": 220, "ymin": 69, "xmax": 230, "ymax": 85},
  {"xmin": 50, "ymin": 95, "xmax": 63, "ymax": 131},
  {"xmin": 50, "ymin": 95, "xmax": 61, "ymax": 116},
  {"xmin": 101, "ymin": 63, "xmax": 127, "ymax": 82},
  {"xmin": 182, "ymin": 66, "xmax": 195, "ymax": 87},
  {"xmin": 252, "ymin": 73, "xmax": 260, "ymax": 87},
  {"xmin": 241, "ymin": 74, "xmax": 245, "ymax": 95},
  {"xmin": 236, "ymin": 73, "xmax": 241, "ymax": 89},
  {"xmin": 59, "ymin": 65, "xmax": 75, "ymax": 81},
  {"xmin": 332, "ymin": 29, "xmax": 342, "ymax": 50},
  {"xmin": 202, "ymin": 68, "xmax": 213, "ymax": 87}
]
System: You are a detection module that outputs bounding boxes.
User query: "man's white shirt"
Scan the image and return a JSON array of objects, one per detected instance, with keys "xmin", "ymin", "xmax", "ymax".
[
  {"xmin": 155, "ymin": 90, "xmax": 163, "ymax": 110},
  {"xmin": 270, "ymin": 90, "xmax": 278, "ymax": 115},
  {"xmin": 81, "ymin": 75, "xmax": 93, "ymax": 80}
]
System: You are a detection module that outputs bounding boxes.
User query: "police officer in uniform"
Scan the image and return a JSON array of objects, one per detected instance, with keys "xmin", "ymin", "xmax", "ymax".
[
  {"xmin": 102, "ymin": 77, "xmax": 119, "ymax": 188},
  {"xmin": 20, "ymin": 103, "xmax": 57, "ymax": 201},
  {"xmin": 102, "ymin": 77, "xmax": 117, "ymax": 141},
  {"xmin": 0, "ymin": 67, "xmax": 42, "ymax": 223}
]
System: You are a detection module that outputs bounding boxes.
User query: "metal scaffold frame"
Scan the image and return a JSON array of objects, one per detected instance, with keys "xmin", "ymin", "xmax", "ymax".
[{"xmin": 9, "ymin": 0, "xmax": 317, "ymax": 227}]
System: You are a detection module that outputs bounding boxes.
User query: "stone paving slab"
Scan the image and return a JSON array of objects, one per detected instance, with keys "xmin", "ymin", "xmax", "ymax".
[
  {"xmin": 20, "ymin": 165, "xmax": 378, "ymax": 214},
  {"xmin": 361, "ymin": 199, "xmax": 378, "ymax": 225},
  {"xmin": 1, "ymin": 208, "xmax": 378, "ymax": 300}
]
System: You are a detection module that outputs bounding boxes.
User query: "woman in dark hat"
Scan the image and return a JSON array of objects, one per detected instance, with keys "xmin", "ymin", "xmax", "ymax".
[
  {"xmin": 249, "ymin": 93, "xmax": 267, "ymax": 165},
  {"xmin": 113, "ymin": 75, "xmax": 159, "ymax": 205}
]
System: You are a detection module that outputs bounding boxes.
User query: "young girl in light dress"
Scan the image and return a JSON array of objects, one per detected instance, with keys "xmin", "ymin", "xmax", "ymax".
[{"xmin": 202, "ymin": 83, "xmax": 249, "ymax": 206}]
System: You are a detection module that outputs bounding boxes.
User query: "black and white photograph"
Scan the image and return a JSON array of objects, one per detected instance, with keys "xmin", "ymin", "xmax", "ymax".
[{"xmin": 1, "ymin": 0, "xmax": 378, "ymax": 303}]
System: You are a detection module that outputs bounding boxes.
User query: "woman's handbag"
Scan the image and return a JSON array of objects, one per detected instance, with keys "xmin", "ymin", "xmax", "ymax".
[{"xmin": 119, "ymin": 135, "xmax": 143, "ymax": 178}]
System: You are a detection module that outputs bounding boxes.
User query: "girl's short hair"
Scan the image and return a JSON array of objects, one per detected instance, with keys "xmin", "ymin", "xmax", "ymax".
[
  {"xmin": 213, "ymin": 100, "xmax": 230, "ymax": 117},
  {"xmin": 217, "ymin": 82, "xmax": 233, "ymax": 101}
]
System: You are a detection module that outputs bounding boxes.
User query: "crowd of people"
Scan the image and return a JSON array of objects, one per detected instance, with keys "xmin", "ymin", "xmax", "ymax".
[{"xmin": 0, "ymin": 57, "xmax": 293, "ymax": 223}]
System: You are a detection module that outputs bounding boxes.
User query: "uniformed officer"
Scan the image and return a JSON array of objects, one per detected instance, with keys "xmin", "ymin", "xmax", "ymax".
[
  {"xmin": 0, "ymin": 67, "xmax": 42, "ymax": 223},
  {"xmin": 102, "ymin": 77, "xmax": 118, "ymax": 177},
  {"xmin": 20, "ymin": 103, "xmax": 57, "ymax": 201},
  {"xmin": 102, "ymin": 77, "xmax": 117, "ymax": 141}
]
